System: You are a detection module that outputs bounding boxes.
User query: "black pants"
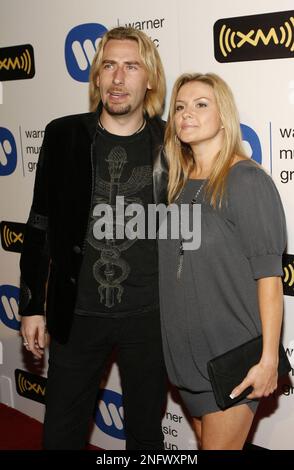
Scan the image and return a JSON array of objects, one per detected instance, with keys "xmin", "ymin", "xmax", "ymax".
[{"xmin": 43, "ymin": 310, "xmax": 167, "ymax": 450}]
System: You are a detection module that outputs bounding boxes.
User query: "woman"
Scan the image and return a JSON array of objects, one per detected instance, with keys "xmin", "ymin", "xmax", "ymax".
[{"xmin": 159, "ymin": 73, "xmax": 287, "ymax": 450}]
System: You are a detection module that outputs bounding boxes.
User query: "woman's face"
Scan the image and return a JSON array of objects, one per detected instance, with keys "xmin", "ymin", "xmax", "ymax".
[{"xmin": 174, "ymin": 81, "xmax": 222, "ymax": 146}]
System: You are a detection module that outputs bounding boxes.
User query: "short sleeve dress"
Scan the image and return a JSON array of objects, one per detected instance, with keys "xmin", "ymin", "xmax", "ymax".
[{"xmin": 158, "ymin": 160, "xmax": 287, "ymax": 416}]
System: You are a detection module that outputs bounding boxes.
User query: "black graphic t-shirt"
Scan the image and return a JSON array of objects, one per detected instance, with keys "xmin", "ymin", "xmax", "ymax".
[{"xmin": 75, "ymin": 124, "xmax": 159, "ymax": 317}]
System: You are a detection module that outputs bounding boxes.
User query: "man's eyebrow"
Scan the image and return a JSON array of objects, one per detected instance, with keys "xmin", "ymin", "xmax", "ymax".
[
  {"xmin": 124, "ymin": 61, "xmax": 141, "ymax": 65},
  {"xmin": 102, "ymin": 60, "xmax": 142, "ymax": 66}
]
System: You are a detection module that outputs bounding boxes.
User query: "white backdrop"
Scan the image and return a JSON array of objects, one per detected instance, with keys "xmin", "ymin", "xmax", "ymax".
[{"xmin": 1, "ymin": 0, "xmax": 294, "ymax": 450}]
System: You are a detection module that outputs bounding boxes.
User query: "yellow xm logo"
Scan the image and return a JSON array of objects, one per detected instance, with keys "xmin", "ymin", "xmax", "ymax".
[
  {"xmin": 15, "ymin": 369, "xmax": 47, "ymax": 404},
  {"xmin": 0, "ymin": 221, "xmax": 25, "ymax": 253},
  {"xmin": 0, "ymin": 44, "xmax": 35, "ymax": 81},
  {"xmin": 214, "ymin": 10, "xmax": 294, "ymax": 63},
  {"xmin": 282, "ymin": 254, "xmax": 294, "ymax": 297}
]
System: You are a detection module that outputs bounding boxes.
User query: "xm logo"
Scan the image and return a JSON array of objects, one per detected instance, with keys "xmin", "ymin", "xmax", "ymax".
[
  {"xmin": 94, "ymin": 388, "xmax": 125, "ymax": 440},
  {"xmin": 0, "ymin": 45, "xmax": 35, "ymax": 81},
  {"xmin": 65, "ymin": 23, "xmax": 108, "ymax": 82},
  {"xmin": 214, "ymin": 10, "xmax": 294, "ymax": 63},
  {"xmin": 0, "ymin": 285, "xmax": 20, "ymax": 330},
  {"xmin": 15, "ymin": 369, "xmax": 47, "ymax": 404},
  {"xmin": 282, "ymin": 253, "xmax": 294, "ymax": 297},
  {"xmin": 241, "ymin": 124, "xmax": 262, "ymax": 164},
  {"xmin": 0, "ymin": 127, "xmax": 17, "ymax": 176},
  {"xmin": 0, "ymin": 221, "xmax": 25, "ymax": 253}
]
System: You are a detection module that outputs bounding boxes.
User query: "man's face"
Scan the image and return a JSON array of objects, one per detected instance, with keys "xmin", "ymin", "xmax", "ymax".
[{"xmin": 97, "ymin": 39, "xmax": 151, "ymax": 117}]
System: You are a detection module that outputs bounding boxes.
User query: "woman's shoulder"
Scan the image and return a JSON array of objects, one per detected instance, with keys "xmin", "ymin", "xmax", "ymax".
[
  {"xmin": 226, "ymin": 157, "xmax": 281, "ymax": 209},
  {"xmin": 228, "ymin": 158, "xmax": 270, "ymax": 187}
]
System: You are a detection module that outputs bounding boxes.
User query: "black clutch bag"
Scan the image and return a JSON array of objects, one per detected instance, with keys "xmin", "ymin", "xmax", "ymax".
[{"xmin": 207, "ymin": 335, "xmax": 291, "ymax": 410}]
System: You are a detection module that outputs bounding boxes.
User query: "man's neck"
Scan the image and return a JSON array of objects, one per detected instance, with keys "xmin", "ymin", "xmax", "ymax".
[{"xmin": 99, "ymin": 110, "xmax": 145, "ymax": 136}]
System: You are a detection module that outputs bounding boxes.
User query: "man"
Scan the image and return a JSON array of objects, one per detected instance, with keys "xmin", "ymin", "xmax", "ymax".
[{"xmin": 19, "ymin": 27, "xmax": 168, "ymax": 450}]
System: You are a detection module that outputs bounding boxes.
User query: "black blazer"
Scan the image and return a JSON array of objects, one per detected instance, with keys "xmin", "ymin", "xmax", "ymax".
[{"xmin": 19, "ymin": 108, "xmax": 167, "ymax": 343}]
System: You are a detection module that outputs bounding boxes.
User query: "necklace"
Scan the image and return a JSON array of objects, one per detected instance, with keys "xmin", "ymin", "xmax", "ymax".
[
  {"xmin": 177, "ymin": 179, "xmax": 206, "ymax": 280},
  {"xmin": 98, "ymin": 117, "xmax": 146, "ymax": 135}
]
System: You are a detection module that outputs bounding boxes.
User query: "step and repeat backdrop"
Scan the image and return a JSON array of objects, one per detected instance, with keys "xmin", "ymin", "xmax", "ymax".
[{"xmin": 1, "ymin": 0, "xmax": 294, "ymax": 450}]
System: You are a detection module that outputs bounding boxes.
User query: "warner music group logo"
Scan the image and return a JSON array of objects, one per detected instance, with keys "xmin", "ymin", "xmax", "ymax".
[
  {"xmin": 241, "ymin": 124, "xmax": 262, "ymax": 164},
  {"xmin": 0, "ymin": 285, "xmax": 20, "ymax": 330},
  {"xmin": 214, "ymin": 10, "xmax": 294, "ymax": 63},
  {"xmin": 0, "ymin": 44, "xmax": 35, "ymax": 81},
  {"xmin": 65, "ymin": 23, "xmax": 108, "ymax": 82},
  {"xmin": 95, "ymin": 389, "xmax": 125, "ymax": 440},
  {"xmin": 0, "ymin": 127, "xmax": 17, "ymax": 176},
  {"xmin": 15, "ymin": 369, "xmax": 46, "ymax": 404},
  {"xmin": 0, "ymin": 221, "xmax": 25, "ymax": 253}
]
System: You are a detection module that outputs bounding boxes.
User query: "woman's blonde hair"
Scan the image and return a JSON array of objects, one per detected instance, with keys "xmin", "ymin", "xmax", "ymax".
[
  {"xmin": 89, "ymin": 27, "xmax": 166, "ymax": 118},
  {"xmin": 165, "ymin": 73, "xmax": 251, "ymax": 206}
]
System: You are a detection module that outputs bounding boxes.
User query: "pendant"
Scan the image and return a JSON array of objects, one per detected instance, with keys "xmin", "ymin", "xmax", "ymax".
[{"xmin": 177, "ymin": 241, "xmax": 184, "ymax": 280}]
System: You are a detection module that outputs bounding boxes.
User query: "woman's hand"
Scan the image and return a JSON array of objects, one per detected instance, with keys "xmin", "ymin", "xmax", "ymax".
[
  {"xmin": 230, "ymin": 278, "xmax": 283, "ymax": 402},
  {"xmin": 230, "ymin": 360, "xmax": 278, "ymax": 400}
]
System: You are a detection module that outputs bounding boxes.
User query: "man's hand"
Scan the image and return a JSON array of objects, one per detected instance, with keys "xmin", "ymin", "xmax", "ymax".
[{"xmin": 20, "ymin": 315, "xmax": 47, "ymax": 359}]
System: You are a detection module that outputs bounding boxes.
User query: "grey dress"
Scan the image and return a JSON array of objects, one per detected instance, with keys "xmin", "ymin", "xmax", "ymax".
[{"xmin": 158, "ymin": 160, "xmax": 287, "ymax": 416}]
